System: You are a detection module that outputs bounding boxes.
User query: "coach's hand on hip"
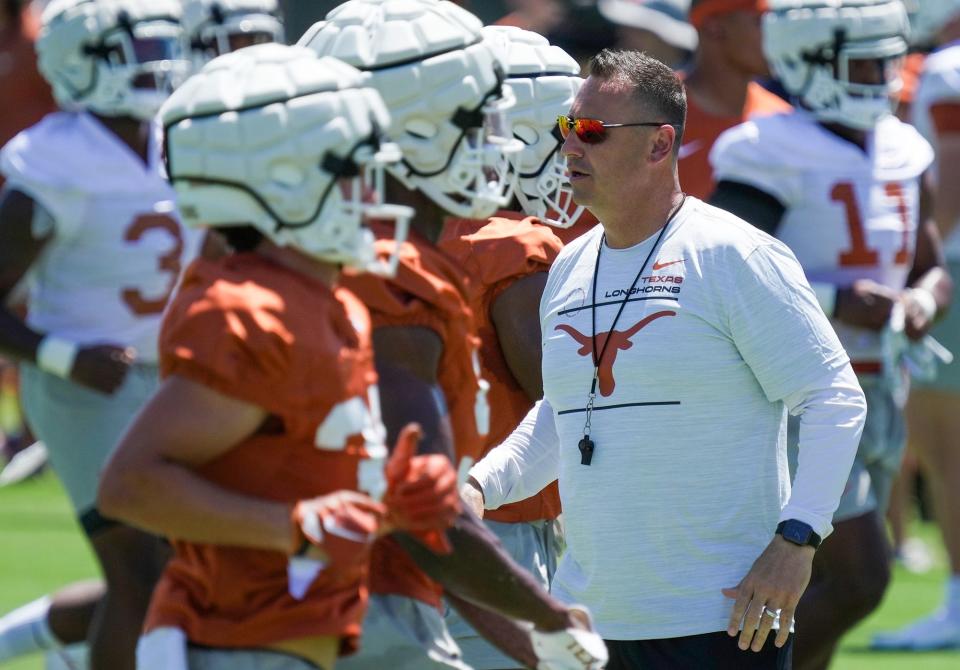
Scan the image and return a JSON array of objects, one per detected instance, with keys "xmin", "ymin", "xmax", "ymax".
[{"xmin": 722, "ymin": 535, "xmax": 815, "ymax": 652}]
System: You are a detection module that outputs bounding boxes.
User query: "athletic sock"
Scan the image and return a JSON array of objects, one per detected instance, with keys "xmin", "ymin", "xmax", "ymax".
[{"xmin": 0, "ymin": 596, "xmax": 61, "ymax": 660}]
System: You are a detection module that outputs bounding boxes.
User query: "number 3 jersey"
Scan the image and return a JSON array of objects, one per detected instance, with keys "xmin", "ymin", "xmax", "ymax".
[
  {"xmin": 710, "ymin": 110, "xmax": 934, "ymax": 365},
  {"xmin": 0, "ymin": 111, "xmax": 201, "ymax": 362}
]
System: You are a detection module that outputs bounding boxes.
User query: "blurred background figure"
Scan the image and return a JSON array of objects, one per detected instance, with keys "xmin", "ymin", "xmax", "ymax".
[
  {"xmin": 873, "ymin": 0, "xmax": 960, "ymax": 651},
  {"xmin": 476, "ymin": 0, "xmax": 565, "ymax": 33},
  {"xmin": 0, "ymin": 0, "xmax": 54, "ymax": 154},
  {"xmin": 679, "ymin": 0, "xmax": 789, "ymax": 200},
  {"xmin": 598, "ymin": 0, "xmax": 697, "ymax": 68},
  {"xmin": 181, "ymin": 0, "xmax": 284, "ymax": 71}
]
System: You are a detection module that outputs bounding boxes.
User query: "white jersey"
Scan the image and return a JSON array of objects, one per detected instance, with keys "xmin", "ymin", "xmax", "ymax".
[
  {"xmin": 913, "ymin": 40, "xmax": 960, "ymax": 259},
  {"xmin": 0, "ymin": 112, "xmax": 200, "ymax": 362},
  {"xmin": 515, "ymin": 198, "xmax": 854, "ymax": 639},
  {"xmin": 711, "ymin": 111, "xmax": 934, "ymax": 365}
]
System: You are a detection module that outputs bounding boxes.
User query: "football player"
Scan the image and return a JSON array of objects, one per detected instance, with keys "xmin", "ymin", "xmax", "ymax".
[
  {"xmin": 97, "ymin": 42, "xmax": 464, "ymax": 670},
  {"xmin": 301, "ymin": 2, "xmax": 608, "ymax": 669},
  {"xmin": 709, "ymin": 1, "xmax": 953, "ymax": 667},
  {"xmin": 872, "ymin": 0, "xmax": 960, "ymax": 651},
  {"xmin": 180, "ymin": 0, "xmax": 284, "ymax": 72},
  {"xmin": 0, "ymin": 1, "xmax": 195, "ymax": 668},
  {"xmin": 440, "ymin": 25, "xmax": 590, "ymax": 670}
]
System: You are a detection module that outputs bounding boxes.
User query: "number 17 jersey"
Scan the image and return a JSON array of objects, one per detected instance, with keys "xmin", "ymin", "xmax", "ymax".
[
  {"xmin": 0, "ymin": 111, "xmax": 200, "ymax": 362},
  {"xmin": 710, "ymin": 110, "xmax": 934, "ymax": 364}
]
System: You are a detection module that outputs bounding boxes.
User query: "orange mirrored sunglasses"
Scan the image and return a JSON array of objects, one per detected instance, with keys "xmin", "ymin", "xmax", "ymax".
[{"xmin": 556, "ymin": 115, "xmax": 674, "ymax": 145}]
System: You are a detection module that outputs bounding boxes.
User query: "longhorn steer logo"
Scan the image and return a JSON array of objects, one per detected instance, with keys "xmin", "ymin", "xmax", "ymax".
[{"xmin": 554, "ymin": 310, "xmax": 676, "ymax": 396}]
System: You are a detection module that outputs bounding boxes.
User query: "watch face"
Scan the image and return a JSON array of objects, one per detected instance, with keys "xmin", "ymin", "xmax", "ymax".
[{"xmin": 784, "ymin": 522, "xmax": 810, "ymax": 544}]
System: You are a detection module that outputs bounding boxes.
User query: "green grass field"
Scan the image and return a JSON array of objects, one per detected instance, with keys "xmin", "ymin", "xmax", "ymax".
[{"xmin": 1, "ymin": 472, "xmax": 958, "ymax": 669}]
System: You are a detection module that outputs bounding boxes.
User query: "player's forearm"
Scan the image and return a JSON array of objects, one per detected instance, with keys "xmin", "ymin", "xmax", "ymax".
[
  {"xmin": 98, "ymin": 455, "xmax": 293, "ymax": 553},
  {"xmin": 0, "ymin": 308, "xmax": 42, "ymax": 363},
  {"xmin": 393, "ymin": 508, "xmax": 568, "ymax": 631},
  {"xmin": 446, "ymin": 591, "xmax": 538, "ymax": 668}
]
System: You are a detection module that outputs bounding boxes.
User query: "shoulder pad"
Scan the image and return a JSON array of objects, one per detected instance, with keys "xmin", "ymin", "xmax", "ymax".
[
  {"xmin": 710, "ymin": 113, "xmax": 804, "ymax": 206},
  {"xmin": 440, "ymin": 214, "xmax": 561, "ymax": 287}
]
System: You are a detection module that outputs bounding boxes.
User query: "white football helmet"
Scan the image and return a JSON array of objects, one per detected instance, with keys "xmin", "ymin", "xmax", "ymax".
[
  {"xmin": 160, "ymin": 43, "xmax": 413, "ymax": 275},
  {"xmin": 902, "ymin": 0, "xmax": 960, "ymax": 47},
  {"xmin": 299, "ymin": 0, "xmax": 523, "ymax": 220},
  {"xmin": 181, "ymin": 0, "xmax": 284, "ymax": 70},
  {"xmin": 483, "ymin": 25, "xmax": 585, "ymax": 228},
  {"xmin": 764, "ymin": 0, "xmax": 910, "ymax": 130},
  {"xmin": 37, "ymin": 0, "xmax": 190, "ymax": 120}
]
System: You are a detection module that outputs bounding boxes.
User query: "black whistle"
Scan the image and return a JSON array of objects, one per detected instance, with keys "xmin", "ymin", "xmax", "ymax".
[{"xmin": 578, "ymin": 437, "xmax": 595, "ymax": 466}]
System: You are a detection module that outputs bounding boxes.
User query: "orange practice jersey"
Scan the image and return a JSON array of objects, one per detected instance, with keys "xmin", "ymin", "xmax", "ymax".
[
  {"xmin": 552, "ymin": 209, "xmax": 600, "ymax": 246},
  {"xmin": 342, "ymin": 222, "xmax": 484, "ymax": 607},
  {"xmin": 439, "ymin": 212, "xmax": 563, "ymax": 523},
  {"xmin": 0, "ymin": 12, "xmax": 54, "ymax": 146},
  {"xmin": 0, "ymin": 14, "xmax": 54, "ymax": 187},
  {"xmin": 145, "ymin": 254, "xmax": 382, "ymax": 654},
  {"xmin": 898, "ymin": 53, "xmax": 926, "ymax": 108},
  {"xmin": 679, "ymin": 81, "xmax": 791, "ymax": 200}
]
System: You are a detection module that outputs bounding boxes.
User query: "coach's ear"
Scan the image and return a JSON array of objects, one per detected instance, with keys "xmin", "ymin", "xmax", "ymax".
[{"xmin": 650, "ymin": 124, "xmax": 677, "ymax": 164}]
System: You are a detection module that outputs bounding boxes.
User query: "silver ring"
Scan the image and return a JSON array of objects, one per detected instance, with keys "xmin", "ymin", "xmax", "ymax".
[{"xmin": 763, "ymin": 607, "xmax": 778, "ymax": 619}]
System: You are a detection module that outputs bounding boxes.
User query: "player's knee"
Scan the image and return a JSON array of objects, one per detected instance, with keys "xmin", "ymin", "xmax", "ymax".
[{"xmin": 835, "ymin": 555, "xmax": 890, "ymax": 618}]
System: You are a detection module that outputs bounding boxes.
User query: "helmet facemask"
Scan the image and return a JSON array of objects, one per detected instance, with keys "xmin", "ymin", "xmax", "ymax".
[
  {"xmin": 803, "ymin": 32, "xmax": 906, "ymax": 129},
  {"xmin": 87, "ymin": 17, "xmax": 189, "ymax": 119},
  {"xmin": 392, "ymin": 82, "xmax": 523, "ymax": 220},
  {"xmin": 506, "ymin": 75, "xmax": 585, "ymax": 229},
  {"xmin": 515, "ymin": 135, "xmax": 585, "ymax": 228},
  {"xmin": 478, "ymin": 25, "xmax": 584, "ymax": 228},
  {"xmin": 188, "ymin": 10, "xmax": 283, "ymax": 66},
  {"xmin": 274, "ymin": 138, "xmax": 413, "ymax": 277}
]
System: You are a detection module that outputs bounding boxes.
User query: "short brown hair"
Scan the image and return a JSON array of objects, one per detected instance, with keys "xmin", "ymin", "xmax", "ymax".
[{"xmin": 588, "ymin": 49, "xmax": 686, "ymax": 151}]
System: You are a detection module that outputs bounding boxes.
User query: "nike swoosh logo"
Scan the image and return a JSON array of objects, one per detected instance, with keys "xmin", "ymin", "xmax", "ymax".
[
  {"xmin": 678, "ymin": 140, "xmax": 703, "ymax": 160},
  {"xmin": 652, "ymin": 259, "xmax": 684, "ymax": 270}
]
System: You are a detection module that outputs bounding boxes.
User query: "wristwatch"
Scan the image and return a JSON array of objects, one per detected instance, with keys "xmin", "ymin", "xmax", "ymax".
[{"xmin": 776, "ymin": 520, "xmax": 822, "ymax": 549}]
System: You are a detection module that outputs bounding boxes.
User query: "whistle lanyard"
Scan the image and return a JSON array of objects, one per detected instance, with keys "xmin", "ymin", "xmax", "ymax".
[{"xmin": 579, "ymin": 196, "xmax": 685, "ymax": 466}]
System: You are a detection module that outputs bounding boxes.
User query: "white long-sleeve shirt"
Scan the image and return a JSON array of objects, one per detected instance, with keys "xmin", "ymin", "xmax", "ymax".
[{"xmin": 470, "ymin": 197, "xmax": 866, "ymax": 640}]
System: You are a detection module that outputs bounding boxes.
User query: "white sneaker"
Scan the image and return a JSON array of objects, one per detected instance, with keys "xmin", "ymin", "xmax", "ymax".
[
  {"xmin": 895, "ymin": 537, "xmax": 936, "ymax": 574},
  {"xmin": 0, "ymin": 441, "xmax": 48, "ymax": 487},
  {"xmin": 871, "ymin": 610, "xmax": 960, "ymax": 650}
]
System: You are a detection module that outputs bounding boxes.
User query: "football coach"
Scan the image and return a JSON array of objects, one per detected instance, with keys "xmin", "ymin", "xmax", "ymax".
[{"xmin": 462, "ymin": 49, "xmax": 867, "ymax": 670}]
